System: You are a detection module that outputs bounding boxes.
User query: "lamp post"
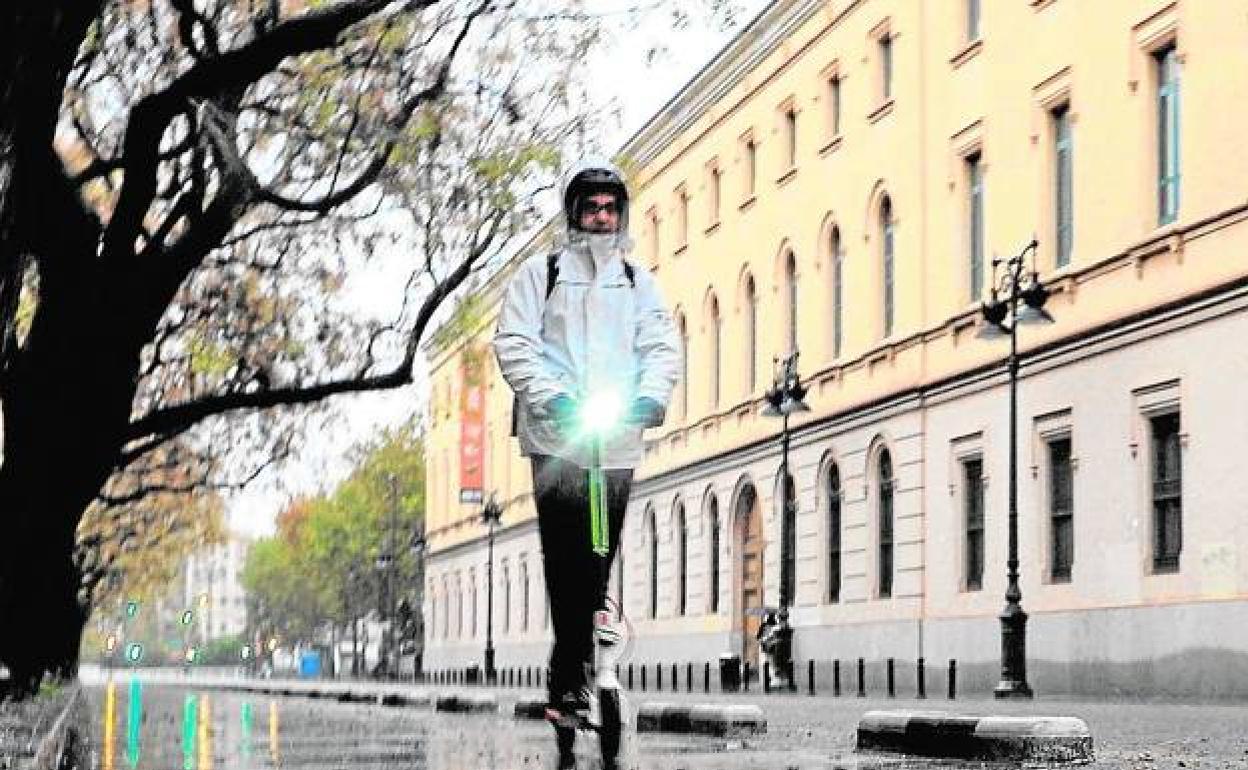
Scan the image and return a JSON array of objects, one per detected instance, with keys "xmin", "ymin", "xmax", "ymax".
[
  {"xmin": 762, "ymin": 350, "xmax": 810, "ymax": 611},
  {"xmin": 480, "ymin": 493, "xmax": 503, "ymax": 684},
  {"xmin": 374, "ymin": 472, "xmax": 401, "ymax": 678},
  {"xmin": 977, "ymin": 238, "xmax": 1053, "ymax": 700}
]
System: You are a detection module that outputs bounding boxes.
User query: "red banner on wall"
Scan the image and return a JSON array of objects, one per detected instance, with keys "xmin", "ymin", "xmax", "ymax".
[{"xmin": 459, "ymin": 361, "xmax": 485, "ymax": 505}]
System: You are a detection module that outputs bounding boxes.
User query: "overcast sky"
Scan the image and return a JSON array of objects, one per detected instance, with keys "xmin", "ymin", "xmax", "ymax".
[{"xmin": 226, "ymin": 1, "xmax": 770, "ymax": 537}]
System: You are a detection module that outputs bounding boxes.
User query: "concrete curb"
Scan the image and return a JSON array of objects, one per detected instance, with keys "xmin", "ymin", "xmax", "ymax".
[
  {"xmin": 513, "ymin": 698, "xmax": 766, "ymax": 737},
  {"xmin": 857, "ymin": 710, "xmax": 1093, "ymax": 763},
  {"xmin": 434, "ymin": 693, "xmax": 499, "ymax": 714}
]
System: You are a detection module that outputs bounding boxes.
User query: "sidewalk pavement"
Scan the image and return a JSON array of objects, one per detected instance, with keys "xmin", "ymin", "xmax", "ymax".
[{"xmin": 78, "ymin": 670, "xmax": 1248, "ymax": 768}]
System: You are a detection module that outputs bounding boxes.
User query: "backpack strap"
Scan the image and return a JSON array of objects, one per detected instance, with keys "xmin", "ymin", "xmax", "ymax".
[
  {"xmin": 545, "ymin": 251, "xmax": 560, "ymax": 300},
  {"xmin": 545, "ymin": 251, "xmax": 636, "ymax": 297}
]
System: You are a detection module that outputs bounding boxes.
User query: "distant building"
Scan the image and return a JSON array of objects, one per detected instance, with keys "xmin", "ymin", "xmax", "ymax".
[{"xmin": 183, "ymin": 535, "xmax": 251, "ymax": 641}]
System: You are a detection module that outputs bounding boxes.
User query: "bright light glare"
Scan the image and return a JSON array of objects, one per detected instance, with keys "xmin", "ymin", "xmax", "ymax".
[{"xmin": 580, "ymin": 391, "xmax": 624, "ymax": 434}]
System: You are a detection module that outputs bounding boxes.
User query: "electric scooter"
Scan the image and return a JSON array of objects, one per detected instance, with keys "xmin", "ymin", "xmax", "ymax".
[{"xmin": 548, "ymin": 391, "xmax": 633, "ymax": 770}]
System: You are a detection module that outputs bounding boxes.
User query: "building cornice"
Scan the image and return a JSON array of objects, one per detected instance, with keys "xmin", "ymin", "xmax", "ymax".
[{"xmin": 619, "ymin": 0, "xmax": 828, "ymax": 171}]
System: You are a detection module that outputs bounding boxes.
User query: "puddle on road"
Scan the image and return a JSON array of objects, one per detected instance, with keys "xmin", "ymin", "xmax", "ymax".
[{"xmin": 93, "ymin": 682, "xmax": 1070, "ymax": 770}]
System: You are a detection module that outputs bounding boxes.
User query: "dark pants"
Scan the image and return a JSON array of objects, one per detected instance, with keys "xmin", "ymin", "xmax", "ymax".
[{"xmin": 531, "ymin": 454, "xmax": 633, "ymax": 704}]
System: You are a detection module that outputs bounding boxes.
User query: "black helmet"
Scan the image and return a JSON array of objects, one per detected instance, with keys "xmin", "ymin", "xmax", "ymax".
[{"xmin": 563, "ymin": 162, "xmax": 629, "ymax": 232}]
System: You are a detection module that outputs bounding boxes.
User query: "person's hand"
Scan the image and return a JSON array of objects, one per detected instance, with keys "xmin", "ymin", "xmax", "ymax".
[
  {"xmin": 629, "ymin": 397, "xmax": 666, "ymax": 428},
  {"xmin": 542, "ymin": 393, "xmax": 579, "ymax": 435}
]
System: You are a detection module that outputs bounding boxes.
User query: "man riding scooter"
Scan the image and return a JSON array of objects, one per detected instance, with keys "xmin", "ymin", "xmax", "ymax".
[{"xmin": 493, "ymin": 156, "xmax": 681, "ymax": 769}]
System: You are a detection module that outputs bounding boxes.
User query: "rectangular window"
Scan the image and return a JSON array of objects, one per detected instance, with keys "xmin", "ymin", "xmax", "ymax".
[
  {"xmin": 829, "ymin": 75, "xmax": 842, "ymax": 136},
  {"xmin": 1048, "ymin": 437, "xmax": 1074, "ymax": 582},
  {"xmin": 1150, "ymin": 412, "xmax": 1182, "ymax": 572},
  {"xmin": 709, "ymin": 165, "xmax": 721, "ymax": 224},
  {"xmin": 1053, "ymin": 106, "xmax": 1073, "ymax": 267},
  {"xmin": 880, "ymin": 34, "xmax": 893, "ymax": 101},
  {"xmin": 1156, "ymin": 46, "xmax": 1180, "ymax": 225},
  {"xmin": 785, "ymin": 107, "xmax": 797, "ymax": 168},
  {"xmin": 967, "ymin": 0, "xmax": 980, "ymax": 41},
  {"xmin": 648, "ymin": 210, "xmax": 660, "ymax": 264},
  {"xmin": 963, "ymin": 457, "xmax": 984, "ymax": 591},
  {"xmin": 967, "ymin": 153, "xmax": 984, "ymax": 300},
  {"xmin": 677, "ymin": 186, "xmax": 689, "ymax": 248},
  {"xmin": 745, "ymin": 137, "xmax": 757, "ymax": 198}
]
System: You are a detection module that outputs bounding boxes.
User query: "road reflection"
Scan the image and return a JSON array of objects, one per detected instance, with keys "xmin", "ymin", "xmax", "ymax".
[{"xmin": 93, "ymin": 680, "xmax": 911, "ymax": 770}]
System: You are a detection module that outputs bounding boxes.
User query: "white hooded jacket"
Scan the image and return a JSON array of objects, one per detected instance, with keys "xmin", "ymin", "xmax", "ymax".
[{"xmin": 492, "ymin": 158, "xmax": 681, "ymax": 469}]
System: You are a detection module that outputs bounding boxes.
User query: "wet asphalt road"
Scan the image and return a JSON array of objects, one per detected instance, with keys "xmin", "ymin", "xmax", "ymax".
[
  {"xmin": 84, "ymin": 683, "xmax": 898, "ymax": 770},
  {"xmin": 82, "ymin": 680, "xmax": 1248, "ymax": 769}
]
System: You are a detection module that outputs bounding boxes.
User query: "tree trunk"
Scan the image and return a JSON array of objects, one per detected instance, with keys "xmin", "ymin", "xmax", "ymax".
[
  {"xmin": 0, "ymin": 266, "xmax": 145, "ymax": 697},
  {"xmin": 0, "ymin": 4, "xmax": 111, "ymax": 697}
]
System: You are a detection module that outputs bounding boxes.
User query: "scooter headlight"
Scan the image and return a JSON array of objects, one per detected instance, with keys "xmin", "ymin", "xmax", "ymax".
[{"xmin": 580, "ymin": 390, "xmax": 624, "ymax": 436}]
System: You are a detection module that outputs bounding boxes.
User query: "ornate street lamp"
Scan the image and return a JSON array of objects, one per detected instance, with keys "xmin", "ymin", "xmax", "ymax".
[
  {"xmin": 480, "ymin": 493, "xmax": 504, "ymax": 684},
  {"xmin": 977, "ymin": 238, "xmax": 1053, "ymax": 700},
  {"xmin": 762, "ymin": 350, "xmax": 810, "ymax": 611}
]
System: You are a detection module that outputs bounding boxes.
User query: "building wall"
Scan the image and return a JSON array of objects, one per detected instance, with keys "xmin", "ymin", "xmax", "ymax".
[
  {"xmin": 421, "ymin": 0, "xmax": 1248, "ymax": 696},
  {"xmin": 183, "ymin": 536, "xmax": 251, "ymax": 641}
]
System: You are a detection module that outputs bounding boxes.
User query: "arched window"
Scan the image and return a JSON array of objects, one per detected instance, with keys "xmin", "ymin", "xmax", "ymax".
[
  {"xmin": 501, "ymin": 561, "xmax": 511, "ymax": 633},
  {"xmin": 881, "ymin": 196, "xmax": 895, "ymax": 337},
  {"xmin": 676, "ymin": 313, "xmax": 688, "ymax": 419},
  {"xmin": 441, "ymin": 577, "xmax": 450, "ymax": 639},
  {"xmin": 785, "ymin": 251, "xmax": 798, "ymax": 354},
  {"xmin": 780, "ymin": 471, "xmax": 796, "ymax": 607},
  {"xmin": 878, "ymin": 449, "xmax": 895, "ymax": 598},
  {"xmin": 470, "ymin": 573, "xmax": 478, "ymax": 638},
  {"xmin": 830, "ymin": 227, "xmax": 844, "ymax": 358},
  {"xmin": 677, "ymin": 503, "xmax": 688, "ymax": 615},
  {"xmin": 827, "ymin": 463, "xmax": 842, "ymax": 603},
  {"xmin": 708, "ymin": 494, "xmax": 721, "ymax": 614},
  {"xmin": 647, "ymin": 507, "xmax": 659, "ymax": 619},
  {"xmin": 455, "ymin": 575, "xmax": 463, "ymax": 638},
  {"xmin": 429, "ymin": 595, "xmax": 438, "ymax": 643},
  {"xmin": 744, "ymin": 275, "xmax": 758, "ymax": 395},
  {"xmin": 520, "ymin": 560, "xmax": 530, "ymax": 631},
  {"xmin": 709, "ymin": 295, "xmax": 722, "ymax": 408}
]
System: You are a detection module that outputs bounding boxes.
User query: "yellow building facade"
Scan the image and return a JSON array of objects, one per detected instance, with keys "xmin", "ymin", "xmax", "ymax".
[{"xmin": 422, "ymin": 0, "xmax": 1248, "ymax": 696}]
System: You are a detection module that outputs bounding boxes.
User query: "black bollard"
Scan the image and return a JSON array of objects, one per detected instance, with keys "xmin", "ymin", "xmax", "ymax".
[
  {"xmin": 857, "ymin": 658, "xmax": 866, "ymax": 697},
  {"xmin": 641, "ymin": 665, "xmax": 646, "ymax": 691},
  {"xmin": 627, "ymin": 664, "xmax": 634, "ymax": 690},
  {"xmin": 917, "ymin": 658, "xmax": 926, "ymax": 699},
  {"xmin": 948, "ymin": 659, "xmax": 957, "ymax": 700},
  {"xmin": 808, "ymin": 659, "xmax": 816, "ymax": 696},
  {"xmin": 672, "ymin": 664, "xmax": 679, "ymax": 692},
  {"xmin": 887, "ymin": 658, "xmax": 896, "ymax": 698},
  {"xmin": 763, "ymin": 662, "xmax": 771, "ymax": 693},
  {"xmin": 704, "ymin": 662, "xmax": 711, "ymax": 693},
  {"xmin": 687, "ymin": 663, "xmax": 693, "ymax": 692},
  {"xmin": 833, "ymin": 659, "xmax": 841, "ymax": 697},
  {"xmin": 743, "ymin": 660, "xmax": 751, "ymax": 692},
  {"xmin": 657, "ymin": 663, "xmax": 663, "ymax": 692}
]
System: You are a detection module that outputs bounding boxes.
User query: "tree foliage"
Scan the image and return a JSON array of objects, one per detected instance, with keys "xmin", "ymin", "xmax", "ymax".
[
  {"xmin": 241, "ymin": 422, "xmax": 425, "ymax": 645},
  {"xmin": 74, "ymin": 440, "xmax": 228, "ymax": 609},
  {"xmin": 0, "ymin": 0, "xmax": 745, "ymax": 696}
]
